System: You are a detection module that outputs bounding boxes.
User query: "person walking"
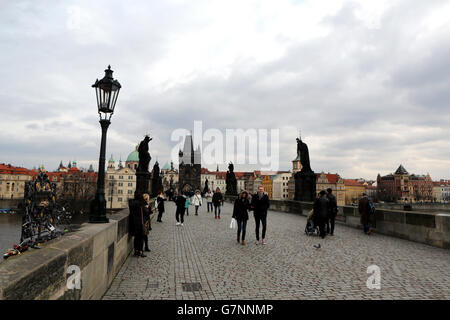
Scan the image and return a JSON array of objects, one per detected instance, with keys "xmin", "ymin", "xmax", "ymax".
[
  {"xmin": 313, "ymin": 190, "xmax": 329, "ymax": 239},
  {"xmin": 250, "ymin": 186, "xmax": 270, "ymax": 245},
  {"xmin": 326, "ymin": 188, "xmax": 338, "ymax": 236},
  {"xmin": 192, "ymin": 190, "xmax": 203, "ymax": 215},
  {"xmin": 232, "ymin": 190, "xmax": 251, "ymax": 245},
  {"xmin": 156, "ymin": 191, "xmax": 166, "ymax": 222},
  {"xmin": 175, "ymin": 193, "xmax": 186, "ymax": 226},
  {"xmin": 205, "ymin": 189, "xmax": 213, "ymax": 213},
  {"xmin": 212, "ymin": 187, "xmax": 223, "ymax": 219},
  {"xmin": 358, "ymin": 193, "xmax": 371, "ymax": 235},
  {"xmin": 184, "ymin": 193, "xmax": 191, "ymax": 216},
  {"xmin": 142, "ymin": 193, "xmax": 152, "ymax": 252}
]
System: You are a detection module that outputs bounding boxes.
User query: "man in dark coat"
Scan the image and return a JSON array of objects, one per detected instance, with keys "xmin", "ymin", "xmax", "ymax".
[
  {"xmin": 250, "ymin": 186, "xmax": 270, "ymax": 245},
  {"xmin": 313, "ymin": 190, "xmax": 329, "ymax": 239},
  {"xmin": 175, "ymin": 194, "xmax": 186, "ymax": 226},
  {"xmin": 358, "ymin": 193, "xmax": 371, "ymax": 234},
  {"xmin": 326, "ymin": 188, "xmax": 338, "ymax": 236}
]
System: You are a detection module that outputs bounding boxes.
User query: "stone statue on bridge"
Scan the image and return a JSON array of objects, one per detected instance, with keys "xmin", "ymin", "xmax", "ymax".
[
  {"xmin": 294, "ymin": 136, "xmax": 316, "ymax": 202},
  {"xmin": 225, "ymin": 162, "xmax": 237, "ymax": 196}
]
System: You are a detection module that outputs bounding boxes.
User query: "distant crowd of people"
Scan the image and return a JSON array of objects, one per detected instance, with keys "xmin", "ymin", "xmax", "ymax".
[{"xmin": 130, "ymin": 185, "xmax": 375, "ymax": 257}]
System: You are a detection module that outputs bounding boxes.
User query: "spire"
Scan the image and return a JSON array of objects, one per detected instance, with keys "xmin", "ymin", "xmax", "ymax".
[
  {"xmin": 88, "ymin": 164, "xmax": 94, "ymax": 172},
  {"xmin": 59, "ymin": 160, "xmax": 63, "ymax": 168},
  {"xmin": 68, "ymin": 161, "xmax": 72, "ymax": 169},
  {"xmin": 216, "ymin": 164, "xmax": 219, "ymax": 172}
]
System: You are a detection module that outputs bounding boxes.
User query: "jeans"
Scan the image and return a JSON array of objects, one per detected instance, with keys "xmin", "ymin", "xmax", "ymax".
[
  {"xmin": 185, "ymin": 207, "xmax": 189, "ymax": 216},
  {"xmin": 237, "ymin": 220, "xmax": 247, "ymax": 241},
  {"xmin": 363, "ymin": 223, "xmax": 370, "ymax": 233},
  {"xmin": 326, "ymin": 215, "xmax": 335, "ymax": 235},
  {"xmin": 207, "ymin": 202, "xmax": 213, "ymax": 212},
  {"xmin": 214, "ymin": 205, "xmax": 221, "ymax": 216},
  {"xmin": 195, "ymin": 205, "xmax": 200, "ymax": 215},
  {"xmin": 176, "ymin": 209, "xmax": 185, "ymax": 223},
  {"xmin": 254, "ymin": 213, "xmax": 267, "ymax": 241}
]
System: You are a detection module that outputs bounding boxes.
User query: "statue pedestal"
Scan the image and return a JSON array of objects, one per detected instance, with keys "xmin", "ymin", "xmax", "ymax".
[
  {"xmin": 134, "ymin": 171, "xmax": 151, "ymax": 200},
  {"xmin": 294, "ymin": 171, "xmax": 316, "ymax": 202}
]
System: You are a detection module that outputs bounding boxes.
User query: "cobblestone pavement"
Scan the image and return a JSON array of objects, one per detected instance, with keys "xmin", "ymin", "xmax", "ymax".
[{"xmin": 103, "ymin": 201, "xmax": 450, "ymax": 300}]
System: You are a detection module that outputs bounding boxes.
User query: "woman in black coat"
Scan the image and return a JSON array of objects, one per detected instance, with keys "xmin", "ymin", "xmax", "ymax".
[
  {"xmin": 156, "ymin": 191, "xmax": 166, "ymax": 222},
  {"xmin": 232, "ymin": 190, "xmax": 250, "ymax": 245}
]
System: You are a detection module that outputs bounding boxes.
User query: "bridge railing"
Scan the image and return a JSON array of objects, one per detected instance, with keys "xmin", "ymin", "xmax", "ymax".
[{"xmin": 224, "ymin": 196, "xmax": 449, "ymax": 249}]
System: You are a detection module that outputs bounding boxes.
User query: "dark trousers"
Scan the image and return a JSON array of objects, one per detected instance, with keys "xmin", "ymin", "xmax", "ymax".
[
  {"xmin": 185, "ymin": 207, "xmax": 189, "ymax": 216},
  {"xmin": 176, "ymin": 209, "xmax": 184, "ymax": 223},
  {"xmin": 214, "ymin": 205, "xmax": 221, "ymax": 217},
  {"xmin": 317, "ymin": 218, "xmax": 326, "ymax": 238},
  {"xmin": 143, "ymin": 234, "xmax": 149, "ymax": 250},
  {"xmin": 326, "ymin": 215, "xmax": 335, "ymax": 235},
  {"xmin": 134, "ymin": 234, "xmax": 143, "ymax": 253},
  {"xmin": 157, "ymin": 209, "xmax": 164, "ymax": 221},
  {"xmin": 207, "ymin": 202, "xmax": 213, "ymax": 212},
  {"xmin": 254, "ymin": 213, "xmax": 267, "ymax": 241},
  {"xmin": 237, "ymin": 220, "xmax": 247, "ymax": 241},
  {"xmin": 195, "ymin": 205, "xmax": 200, "ymax": 215}
]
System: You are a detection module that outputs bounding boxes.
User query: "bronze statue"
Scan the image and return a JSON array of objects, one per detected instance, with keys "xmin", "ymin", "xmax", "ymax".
[
  {"xmin": 137, "ymin": 135, "xmax": 152, "ymax": 172},
  {"xmin": 296, "ymin": 137, "xmax": 312, "ymax": 172}
]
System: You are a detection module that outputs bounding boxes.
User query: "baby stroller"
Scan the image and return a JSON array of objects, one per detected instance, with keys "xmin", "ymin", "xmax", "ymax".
[{"xmin": 305, "ymin": 209, "xmax": 320, "ymax": 236}]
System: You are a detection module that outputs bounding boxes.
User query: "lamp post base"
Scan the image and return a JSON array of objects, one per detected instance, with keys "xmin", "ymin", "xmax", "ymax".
[{"xmin": 89, "ymin": 197, "xmax": 109, "ymax": 223}]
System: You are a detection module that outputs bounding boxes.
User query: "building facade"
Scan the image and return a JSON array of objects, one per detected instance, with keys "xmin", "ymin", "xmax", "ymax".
[
  {"xmin": 0, "ymin": 163, "xmax": 33, "ymax": 200},
  {"xmin": 316, "ymin": 172, "xmax": 346, "ymax": 206},
  {"xmin": 377, "ymin": 165, "xmax": 434, "ymax": 203}
]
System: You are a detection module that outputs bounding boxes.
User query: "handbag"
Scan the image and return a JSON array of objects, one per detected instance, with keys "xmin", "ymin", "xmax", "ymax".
[{"xmin": 229, "ymin": 218, "xmax": 236, "ymax": 229}]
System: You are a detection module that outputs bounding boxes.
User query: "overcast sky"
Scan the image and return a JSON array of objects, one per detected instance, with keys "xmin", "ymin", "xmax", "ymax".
[{"xmin": 1, "ymin": 0, "xmax": 449, "ymax": 180}]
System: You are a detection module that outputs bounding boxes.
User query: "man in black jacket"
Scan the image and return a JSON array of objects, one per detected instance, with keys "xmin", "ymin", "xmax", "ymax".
[
  {"xmin": 314, "ymin": 190, "xmax": 329, "ymax": 239},
  {"xmin": 174, "ymin": 194, "xmax": 186, "ymax": 226},
  {"xmin": 326, "ymin": 188, "xmax": 338, "ymax": 235},
  {"xmin": 250, "ymin": 186, "xmax": 270, "ymax": 245}
]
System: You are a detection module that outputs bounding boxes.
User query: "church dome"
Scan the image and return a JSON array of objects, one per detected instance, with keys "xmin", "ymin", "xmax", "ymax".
[{"xmin": 126, "ymin": 146, "xmax": 139, "ymax": 162}]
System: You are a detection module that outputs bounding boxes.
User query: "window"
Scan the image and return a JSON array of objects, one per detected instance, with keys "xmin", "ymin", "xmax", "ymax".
[
  {"xmin": 119, "ymin": 176, "xmax": 124, "ymax": 179},
  {"xmin": 128, "ymin": 190, "xmax": 133, "ymax": 194},
  {"xmin": 108, "ymin": 197, "xmax": 112, "ymax": 201},
  {"xmin": 109, "ymin": 175, "xmax": 114, "ymax": 179},
  {"xmin": 118, "ymin": 198, "xmax": 123, "ymax": 202},
  {"xmin": 128, "ymin": 182, "xmax": 133, "ymax": 187},
  {"xmin": 118, "ymin": 182, "xmax": 123, "ymax": 187},
  {"xmin": 118, "ymin": 190, "xmax": 123, "ymax": 194},
  {"xmin": 128, "ymin": 176, "xmax": 133, "ymax": 180}
]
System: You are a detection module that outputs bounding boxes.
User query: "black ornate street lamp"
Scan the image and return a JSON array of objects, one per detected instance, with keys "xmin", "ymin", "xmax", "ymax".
[{"xmin": 89, "ymin": 65, "xmax": 121, "ymax": 223}]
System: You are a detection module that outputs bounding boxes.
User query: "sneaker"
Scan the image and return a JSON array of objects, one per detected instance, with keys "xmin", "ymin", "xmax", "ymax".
[
  {"xmin": 181, "ymin": 223, "xmax": 184, "ymax": 226},
  {"xmin": 176, "ymin": 222, "xmax": 180, "ymax": 226},
  {"xmin": 262, "ymin": 239, "xmax": 267, "ymax": 245},
  {"xmin": 255, "ymin": 240, "xmax": 260, "ymax": 245}
]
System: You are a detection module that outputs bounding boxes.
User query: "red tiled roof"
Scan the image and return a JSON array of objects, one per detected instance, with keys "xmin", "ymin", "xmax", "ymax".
[
  {"xmin": 316, "ymin": 173, "xmax": 341, "ymax": 184},
  {"xmin": 344, "ymin": 179, "xmax": 365, "ymax": 187}
]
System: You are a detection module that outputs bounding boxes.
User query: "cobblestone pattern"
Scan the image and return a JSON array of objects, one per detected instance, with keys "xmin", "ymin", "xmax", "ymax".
[{"xmin": 103, "ymin": 202, "xmax": 450, "ymax": 300}]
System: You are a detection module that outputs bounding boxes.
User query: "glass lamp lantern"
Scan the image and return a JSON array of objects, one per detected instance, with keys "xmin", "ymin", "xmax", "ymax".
[{"xmin": 92, "ymin": 65, "xmax": 121, "ymax": 121}]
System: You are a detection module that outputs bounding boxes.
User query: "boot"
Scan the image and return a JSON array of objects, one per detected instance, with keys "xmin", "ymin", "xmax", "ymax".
[{"xmin": 242, "ymin": 240, "xmax": 246, "ymax": 245}]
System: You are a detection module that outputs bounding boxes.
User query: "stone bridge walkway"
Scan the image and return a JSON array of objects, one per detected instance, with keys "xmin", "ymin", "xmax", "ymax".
[{"xmin": 103, "ymin": 201, "xmax": 450, "ymax": 300}]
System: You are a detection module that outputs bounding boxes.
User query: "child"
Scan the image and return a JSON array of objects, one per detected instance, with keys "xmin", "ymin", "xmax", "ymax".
[{"xmin": 184, "ymin": 194, "xmax": 191, "ymax": 216}]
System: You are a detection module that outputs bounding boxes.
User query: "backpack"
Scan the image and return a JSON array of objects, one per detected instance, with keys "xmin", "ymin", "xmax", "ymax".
[{"xmin": 368, "ymin": 200, "xmax": 376, "ymax": 215}]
